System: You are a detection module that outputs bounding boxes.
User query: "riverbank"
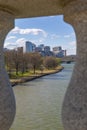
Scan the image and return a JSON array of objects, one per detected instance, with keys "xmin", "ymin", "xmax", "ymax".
[{"xmin": 10, "ymin": 66, "xmax": 64, "ymax": 87}]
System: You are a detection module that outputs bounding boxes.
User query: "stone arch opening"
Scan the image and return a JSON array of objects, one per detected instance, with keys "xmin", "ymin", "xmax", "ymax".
[{"xmin": 3, "ymin": 16, "xmax": 74, "ymax": 127}]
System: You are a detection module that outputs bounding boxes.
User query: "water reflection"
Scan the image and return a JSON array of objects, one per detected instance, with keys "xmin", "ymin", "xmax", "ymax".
[{"xmin": 10, "ymin": 63, "xmax": 74, "ymax": 130}]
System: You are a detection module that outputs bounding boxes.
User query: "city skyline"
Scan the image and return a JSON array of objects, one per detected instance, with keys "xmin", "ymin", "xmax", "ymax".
[
  {"xmin": 16, "ymin": 41, "xmax": 66, "ymax": 57},
  {"xmin": 4, "ymin": 15, "xmax": 76, "ymax": 55}
]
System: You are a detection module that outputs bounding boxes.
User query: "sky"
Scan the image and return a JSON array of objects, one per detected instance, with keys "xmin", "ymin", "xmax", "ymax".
[{"xmin": 4, "ymin": 15, "xmax": 76, "ymax": 55}]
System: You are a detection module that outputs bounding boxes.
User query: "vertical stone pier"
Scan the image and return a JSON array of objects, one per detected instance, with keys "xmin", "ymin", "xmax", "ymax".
[
  {"xmin": 62, "ymin": 0, "xmax": 87, "ymax": 130},
  {"xmin": 0, "ymin": 11, "xmax": 16, "ymax": 130}
]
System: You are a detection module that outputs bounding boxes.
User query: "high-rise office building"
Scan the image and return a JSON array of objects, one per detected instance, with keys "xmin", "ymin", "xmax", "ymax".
[
  {"xmin": 53, "ymin": 46, "xmax": 62, "ymax": 54},
  {"xmin": 53, "ymin": 46, "xmax": 66, "ymax": 58},
  {"xmin": 38, "ymin": 44, "xmax": 44, "ymax": 51},
  {"xmin": 23, "ymin": 41, "xmax": 35, "ymax": 53},
  {"xmin": 44, "ymin": 46, "xmax": 50, "ymax": 52}
]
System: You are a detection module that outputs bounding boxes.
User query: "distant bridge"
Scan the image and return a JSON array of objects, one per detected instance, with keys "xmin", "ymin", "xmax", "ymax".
[{"xmin": 61, "ymin": 55, "xmax": 76, "ymax": 63}]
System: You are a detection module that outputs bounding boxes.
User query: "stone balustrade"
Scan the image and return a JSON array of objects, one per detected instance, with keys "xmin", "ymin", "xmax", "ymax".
[
  {"xmin": 62, "ymin": 0, "xmax": 87, "ymax": 130},
  {"xmin": 0, "ymin": 11, "xmax": 16, "ymax": 130},
  {"xmin": 0, "ymin": 0, "xmax": 86, "ymax": 129}
]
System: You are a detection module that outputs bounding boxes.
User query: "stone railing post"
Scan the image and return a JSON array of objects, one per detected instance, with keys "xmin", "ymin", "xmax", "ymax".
[
  {"xmin": 0, "ymin": 11, "xmax": 16, "ymax": 130},
  {"xmin": 62, "ymin": 1, "xmax": 87, "ymax": 130}
]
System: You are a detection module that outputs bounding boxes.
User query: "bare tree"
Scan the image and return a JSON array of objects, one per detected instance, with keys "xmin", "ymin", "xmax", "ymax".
[
  {"xmin": 8, "ymin": 49, "xmax": 23, "ymax": 75},
  {"xmin": 4, "ymin": 50, "xmax": 14, "ymax": 76},
  {"xmin": 19, "ymin": 53, "xmax": 30, "ymax": 74},
  {"xmin": 28, "ymin": 52, "xmax": 42, "ymax": 74},
  {"xmin": 43, "ymin": 56, "xmax": 58, "ymax": 69}
]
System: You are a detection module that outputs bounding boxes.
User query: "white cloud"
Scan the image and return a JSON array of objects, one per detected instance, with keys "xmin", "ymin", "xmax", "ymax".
[
  {"xmin": 11, "ymin": 26, "xmax": 47, "ymax": 37},
  {"xmin": 65, "ymin": 41, "xmax": 76, "ymax": 55},
  {"xmin": 61, "ymin": 40, "xmax": 76, "ymax": 55},
  {"xmin": 4, "ymin": 36, "xmax": 46, "ymax": 49},
  {"xmin": 14, "ymin": 38, "xmax": 27, "ymax": 47},
  {"xmin": 4, "ymin": 38, "xmax": 27, "ymax": 49},
  {"xmin": 4, "ymin": 42, "xmax": 17, "ymax": 49},
  {"xmin": 4, "ymin": 42, "xmax": 12, "ymax": 47},
  {"xmin": 29, "ymin": 38, "xmax": 45, "ymax": 46},
  {"xmin": 69, "ymin": 41, "xmax": 76, "ymax": 46},
  {"xmin": 6, "ymin": 36, "xmax": 16, "ymax": 40},
  {"xmin": 64, "ymin": 33, "xmax": 76, "ymax": 38},
  {"xmin": 51, "ymin": 34, "xmax": 60, "ymax": 40},
  {"xmin": 16, "ymin": 38, "xmax": 26, "ymax": 44},
  {"xmin": 67, "ymin": 47, "xmax": 76, "ymax": 55},
  {"xmin": 64, "ymin": 35, "xmax": 71, "ymax": 38}
]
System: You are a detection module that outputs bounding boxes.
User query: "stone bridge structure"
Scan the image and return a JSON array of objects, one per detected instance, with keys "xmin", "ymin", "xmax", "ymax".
[
  {"xmin": 0, "ymin": 0, "xmax": 87, "ymax": 130},
  {"xmin": 62, "ymin": 55, "xmax": 76, "ymax": 63}
]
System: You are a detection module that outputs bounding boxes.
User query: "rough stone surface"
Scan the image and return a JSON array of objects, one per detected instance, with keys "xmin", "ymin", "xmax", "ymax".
[
  {"xmin": 0, "ymin": 0, "xmax": 86, "ymax": 130},
  {"xmin": 0, "ymin": 0, "xmax": 62, "ymax": 18},
  {"xmin": 0, "ymin": 0, "xmax": 75, "ymax": 18},
  {"xmin": 0, "ymin": 11, "xmax": 16, "ymax": 130},
  {"xmin": 62, "ymin": 1, "xmax": 87, "ymax": 130}
]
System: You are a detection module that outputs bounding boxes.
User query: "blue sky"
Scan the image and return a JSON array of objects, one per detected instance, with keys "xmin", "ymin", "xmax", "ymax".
[{"xmin": 4, "ymin": 15, "xmax": 76, "ymax": 55}]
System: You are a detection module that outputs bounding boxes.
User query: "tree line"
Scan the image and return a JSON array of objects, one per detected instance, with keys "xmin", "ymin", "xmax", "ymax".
[{"xmin": 4, "ymin": 50, "xmax": 61, "ymax": 77}]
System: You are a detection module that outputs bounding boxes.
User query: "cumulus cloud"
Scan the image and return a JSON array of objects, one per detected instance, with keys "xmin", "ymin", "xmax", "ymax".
[
  {"xmin": 11, "ymin": 27, "xmax": 47, "ymax": 37},
  {"xmin": 4, "ymin": 42, "xmax": 17, "ymax": 49},
  {"xmin": 4, "ymin": 38, "xmax": 27, "ymax": 49},
  {"xmin": 16, "ymin": 38, "xmax": 26, "ymax": 44},
  {"xmin": 4, "ymin": 42, "xmax": 12, "ymax": 47},
  {"xmin": 6, "ymin": 36, "xmax": 16, "ymax": 40}
]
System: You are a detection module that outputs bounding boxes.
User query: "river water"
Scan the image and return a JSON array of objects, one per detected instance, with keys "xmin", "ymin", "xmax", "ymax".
[{"xmin": 10, "ymin": 63, "xmax": 74, "ymax": 130}]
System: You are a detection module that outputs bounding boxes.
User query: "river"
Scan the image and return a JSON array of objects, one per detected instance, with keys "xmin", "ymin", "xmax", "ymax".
[{"xmin": 10, "ymin": 63, "xmax": 74, "ymax": 130}]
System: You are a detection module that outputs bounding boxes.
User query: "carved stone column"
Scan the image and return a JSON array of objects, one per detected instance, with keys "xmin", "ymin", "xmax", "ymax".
[
  {"xmin": 62, "ymin": 1, "xmax": 87, "ymax": 130},
  {"xmin": 0, "ymin": 11, "xmax": 16, "ymax": 130}
]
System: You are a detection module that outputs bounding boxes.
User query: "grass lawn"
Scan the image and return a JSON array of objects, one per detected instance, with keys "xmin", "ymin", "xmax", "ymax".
[{"xmin": 10, "ymin": 66, "xmax": 63, "ymax": 86}]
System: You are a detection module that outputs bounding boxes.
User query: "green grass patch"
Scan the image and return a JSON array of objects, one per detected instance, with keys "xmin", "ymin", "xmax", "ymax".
[{"xmin": 8, "ymin": 65, "xmax": 63, "ymax": 79}]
